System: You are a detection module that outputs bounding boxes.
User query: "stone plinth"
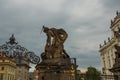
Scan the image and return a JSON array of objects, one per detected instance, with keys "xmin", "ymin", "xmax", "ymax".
[{"xmin": 36, "ymin": 58, "xmax": 76, "ymax": 80}]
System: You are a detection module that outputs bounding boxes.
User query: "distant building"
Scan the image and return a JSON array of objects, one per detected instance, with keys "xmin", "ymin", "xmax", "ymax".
[
  {"xmin": 76, "ymin": 69, "xmax": 86, "ymax": 80},
  {"xmin": 99, "ymin": 11, "xmax": 120, "ymax": 80},
  {"xmin": 15, "ymin": 56, "xmax": 30, "ymax": 80},
  {"xmin": 29, "ymin": 72, "xmax": 35, "ymax": 80},
  {"xmin": 0, "ymin": 51, "xmax": 16, "ymax": 80},
  {"xmin": 34, "ymin": 69, "xmax": 39, "ymax": 80},
  {"xmin": 80, "ymin": 72, "xmax": 86, "ymax": 80},
  {"xmin": 0, "ymin": 35, "xmax": 31, "ymax": 80}
]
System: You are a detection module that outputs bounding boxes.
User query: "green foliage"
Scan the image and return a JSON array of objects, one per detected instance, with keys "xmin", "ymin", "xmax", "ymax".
[
  {"xmin": 85, "ymin": 66, "xmax": 101, "ymax": 80},
  {"xmin": 77, "ymin": 75, "xmax": 82, "ymax": 80},
  {"xmin": 77, "ymin": 70, "xmax": 82, "ymax": 80}
]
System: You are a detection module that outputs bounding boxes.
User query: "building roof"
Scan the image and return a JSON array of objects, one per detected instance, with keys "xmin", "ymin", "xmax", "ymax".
[{"xmin": 110, "ymin": 11, "xmax": 120, "ymax": 29}]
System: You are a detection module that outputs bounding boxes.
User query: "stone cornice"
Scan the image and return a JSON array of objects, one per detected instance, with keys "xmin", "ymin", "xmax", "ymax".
[
  {"xmin": 110, "ymin": 19, "xmax": 120, "ymax": 29},
  {"xmin": 99, "ymin": 38, "xmax": 116, "ymax": 53},
  {"xmin": 0, "ymin": 63, "xmax": 16, "ymax": 68}
]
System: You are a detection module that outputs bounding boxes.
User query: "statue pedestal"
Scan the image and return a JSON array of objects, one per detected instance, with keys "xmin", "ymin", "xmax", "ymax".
[{"xmin": 36, "ymin": 58, "xmax": 77, "ymax": 80}]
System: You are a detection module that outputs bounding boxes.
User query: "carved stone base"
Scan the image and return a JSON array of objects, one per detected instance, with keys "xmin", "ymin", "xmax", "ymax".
[
  {"xmin": 36, "ymin": 58, "xmax": 76, "ymax": 80},
  {"xmin": 42, "ymin": 58, "xmax": 70, "ymax": 64}
]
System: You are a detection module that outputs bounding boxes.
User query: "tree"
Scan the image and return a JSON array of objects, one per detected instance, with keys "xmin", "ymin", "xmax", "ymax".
[
  {"xmin": 77, "ymin": 69, "xmax": 82, "ymax": 80},
  {"xmin": 85, "ymin": 66, "xmax": 101, "ymax": 80}
]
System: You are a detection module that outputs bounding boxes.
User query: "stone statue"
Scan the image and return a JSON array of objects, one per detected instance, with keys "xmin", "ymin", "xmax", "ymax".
[
  {"xmin": 41, "ymin": 26, "xmax": 69, "ymax": 60},
  {"xmin": 114, "ymin": 28, "xmax": 120, "ymax": 38},
  {"xmin": 8, "ymin": 34, "xmax": 17, "ymax": 45}
]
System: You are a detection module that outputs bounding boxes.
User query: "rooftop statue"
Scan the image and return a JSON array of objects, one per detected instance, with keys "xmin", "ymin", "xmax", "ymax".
[{"xmin": 41, "ymin": 26, "xmax": 69, "ymax": 60}]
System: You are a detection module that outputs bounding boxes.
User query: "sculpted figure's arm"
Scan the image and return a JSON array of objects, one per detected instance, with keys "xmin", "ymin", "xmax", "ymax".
[
  {"xmin": 58, "ymin": 29, "xmax": 68, "ymax": 43},
  {"xmin": 43, "ymin": 26, "xmax": 53, "ymax": 46}
]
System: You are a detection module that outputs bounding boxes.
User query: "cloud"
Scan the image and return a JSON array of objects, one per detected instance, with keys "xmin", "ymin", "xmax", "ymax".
[
  {"xmin": 0, "ymin": 0, "xmax": 120, "ymax": 71},
  {"xmin": 100, "ymin": 0, "xmax": 120, "ymax": 10}
]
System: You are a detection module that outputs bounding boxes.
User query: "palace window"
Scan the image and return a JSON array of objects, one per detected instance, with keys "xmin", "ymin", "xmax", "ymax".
[
  {"xmin": 1, "ymin": 67, "xmax": 4, "ymax": 70},
  {"xmin": 2, "ymin": 60, "xmax": 4, "ymax": 62}
]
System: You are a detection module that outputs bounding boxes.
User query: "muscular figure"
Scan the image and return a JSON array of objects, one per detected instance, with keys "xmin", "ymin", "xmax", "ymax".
[
  {"xmin": 43, "ymin": 26, "xmax": 67, "ymax": 47},
  {"xmin": 41, "ymin": 26, "xmax": 69, "ymax": 60}
]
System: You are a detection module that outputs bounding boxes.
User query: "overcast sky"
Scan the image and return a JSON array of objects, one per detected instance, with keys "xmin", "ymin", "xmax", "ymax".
[{"xmin": 0, "ymin": 0, "xmax": 120, "ymax": 72}]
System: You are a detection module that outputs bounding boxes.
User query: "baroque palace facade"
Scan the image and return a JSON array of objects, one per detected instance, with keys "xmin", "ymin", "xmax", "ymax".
[
  {"xmin": 0, "ymin": 35, "xmax": 30, "ymax": 80},
  {"xmin": 0, "ymin": 51, "xmax": 16, "ymax": 80},
  {"xmin": 99, "ymin": 11, "xmax": 120, "ymax": 80}
]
